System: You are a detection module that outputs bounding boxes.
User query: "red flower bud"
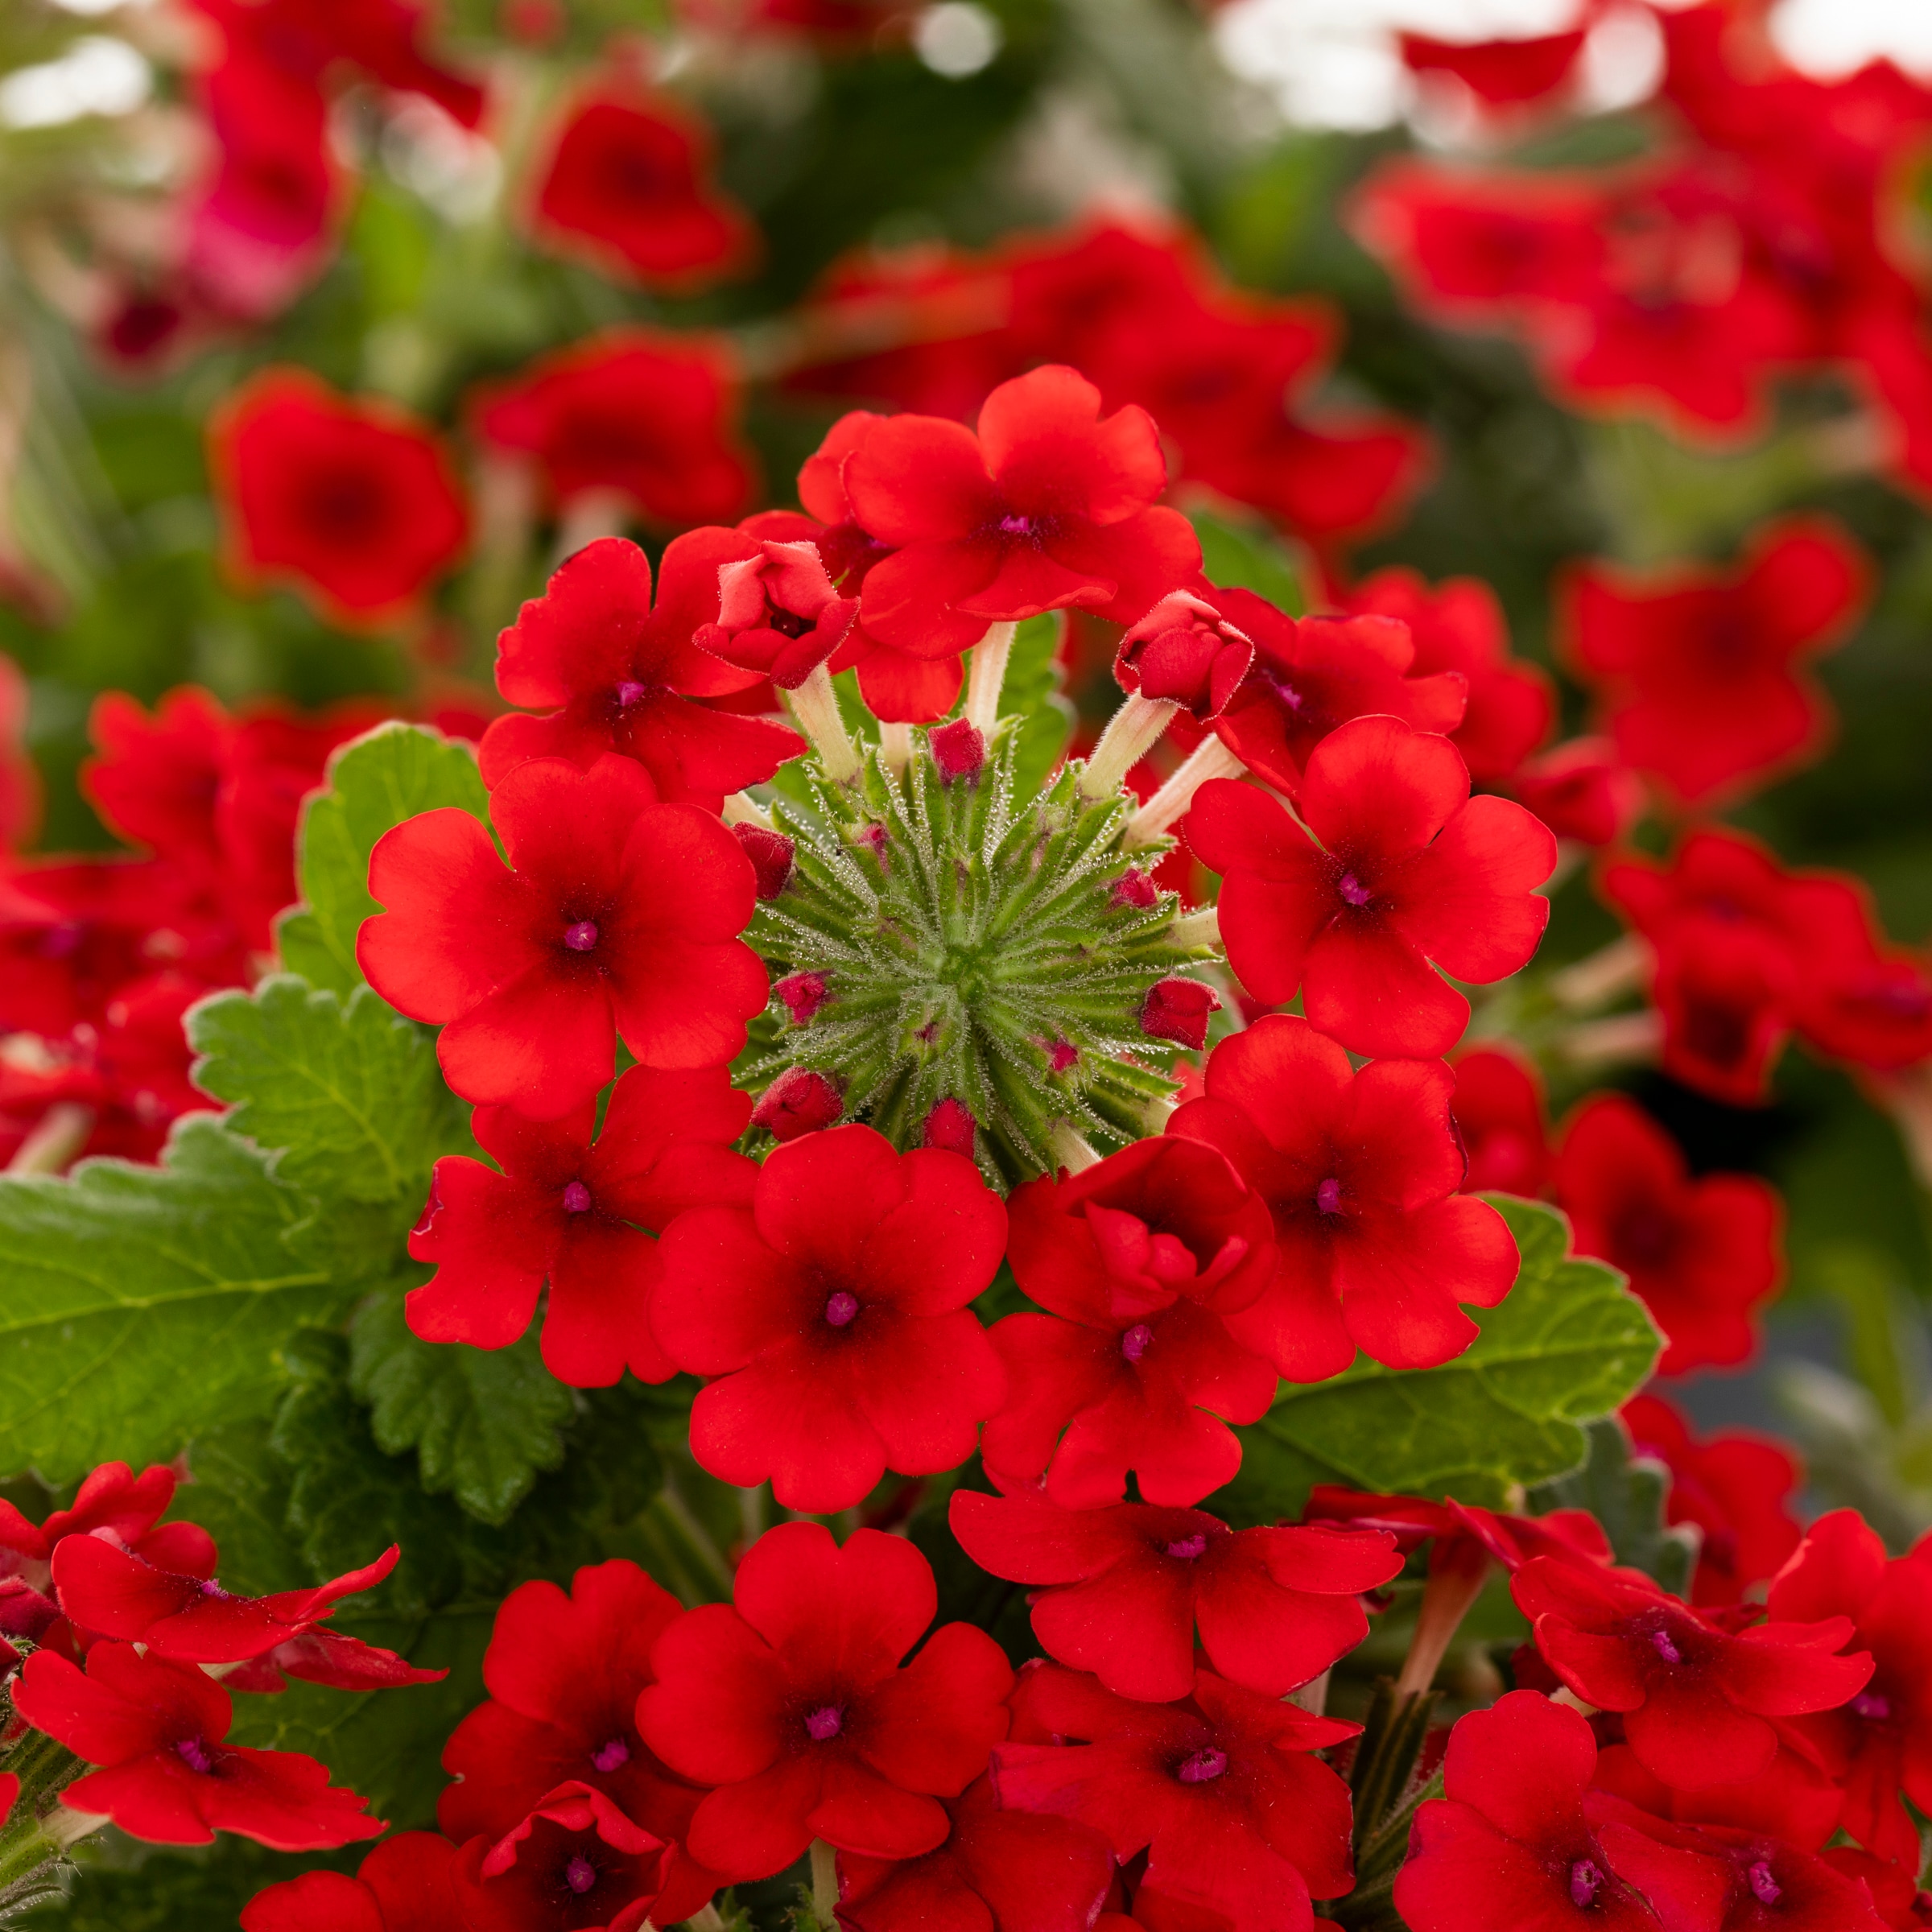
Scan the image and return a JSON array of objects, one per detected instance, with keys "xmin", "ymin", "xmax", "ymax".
[
  {"xmin": 1113, "ymin": 591, "xmax": 1254, "ymax": 722},
  {"xmin": 1139, "ymin": 978, "xmax": 1220, "ymax": 1051},
  {"xmin": 1110, "ymin": 867, "xmax": 1159, "ymax": 910},
  {"xmin": 751, "ymin": 1068, "xmax": 842, "ymax": 1141},
  {"xmin": 733, "ymin": 824, "xmax": 795, "ymax": 899},
  {"xmin": 922, "ymin": 1097, "xmax": 976, "ymax": 1157},
  {"xmin": 928, "ymin": 718, "xmax": 986, "ymax": 782},
  {"xmin": 775, "ymin": 972, "xmax": 828, "ymax": 1026},
  {"xmin": 695, "ymin": 541, "xmax": 860, "ymax": 691}
]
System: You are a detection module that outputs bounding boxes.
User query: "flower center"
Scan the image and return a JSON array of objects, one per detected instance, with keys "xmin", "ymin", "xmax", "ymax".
[
  {"xmin": 196, "ymin": 1578, "xmax": 233, "ymax": 1600},
  {"xmin": 1569, "ymin": 1860, "xmax": 1604, "ymax": 1907},
  {"xmin": 1649, "ymin": 1627, "xmax": 1684, "ymax": 1665},
  {"xmin": 1165, "ymin": 1534, "xmax": 1208, "ymax": 1560},
  {"xmin": 1747, "ymin": 1861, "xmax": 1781, "ymax": 1905},
  {"xmin": 591, "ymin": 1736, "xmax": 630, "ymax": 1772},
  {"xmin": 824, "ymin": 1290, "xmax": 860, "ymax": 1327},
  {"xmin": 564, "ymin": 920, "xmax": 600, "ymax": 953},
  {"xmin": 1121, "ymin": 1323, "xmax": 1154, "ymax": 1363},
  {"xmin": 996, "ymin": 512, "xmax": 1038, "ymax": 539},
  {"xmin": 805, "ymin": 1705, "xmax": 844, "ymax": 1741},
  {"xmin": 1852, "ymin": 1690, "xmax": 1893, "ymax": 1721},
  {"xmin": 175, "ymin": 1737, "xmax": 216, "ymax": 1774},
  {"xmin": 767, "ymin": 605, "xmax": 814, "ymax": 638},
  {"xmin": 1337, "ymin": 873, "xmax": 1373, "ymax": 907},
  {"xmin": 1177, "ymin": 1747, "xmax": 1228, "ymax": 1783},
  {"xmin": 614, "ymin": 680, "xmax": 649, "ymax": 709},
  {"xmin": 562, "ymin": 1181, "xmax": 593, "ymax": 1214},
  {"xmin": 565, "ymin": 1856, "xmax": 597, "ymax": 1896},
  {"xmin": 1315, "ymin": 1178, "xmax": 1342, "ymax": 1215}
]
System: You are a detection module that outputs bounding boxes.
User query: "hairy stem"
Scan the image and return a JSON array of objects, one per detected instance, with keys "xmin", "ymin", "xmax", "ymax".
[
  {"xmin": 1125, "ymin": 733, "xmax": 1245, "ymax": 845},
  {"xmin": 1079, "ymin": 693, "xmax": 1178, "ymax": 803},
  {"xmin": 964, "ymin": 622, "xmax": 1018, "ymax": 735}
]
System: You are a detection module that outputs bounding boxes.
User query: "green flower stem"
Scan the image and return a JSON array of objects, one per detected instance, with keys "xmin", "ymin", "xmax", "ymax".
[
  {"xmin": 1077, "ymin": 693, "xmax": 1177, "ymax": 802},
  {"xmin": 810, "ymin": 1839, "xmax": 839, "ymax": 1925},
  {"xmin": 963, "ymin": 622, "xmax": 1018, "ymax": 734},
  {"xmin": 1125, "ymin": 733, "xmax": 1247, "ymax": 847},
  {"xmin": 786, "ymin": 667, "xmax": 862, "ymax": 785},
  {"xmin": 722, "ymin": 792, "xmax": 774, "ymax": 830}
]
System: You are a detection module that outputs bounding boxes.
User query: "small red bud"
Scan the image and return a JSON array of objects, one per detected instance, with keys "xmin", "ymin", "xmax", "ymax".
[
  {"xmin": 922, "ymin": 1097, "xmax": 977, "ymax": 1157},
  {"xmin": 751, "ymin": 1068, "xmax": 842, "ymax": 1142},
  {"xmin": 733, "ymin": 824, "xmax": 796, "ymax": 900},
  {"xmin": 1110, "ymin": 867, "xmax": 1159, "ymax": 910},
  {"xmin": 928, "ymin": 718, "xmax": 986, "ymax": 782},
  {"xmin": 775, "ymin": 971, "xmax": 829, "ymax": 1025},
  {"xmin": 1046, "ymin": 1041, "xmax": 1079, "ymax": 1074},
  {"xmin": 855, "ymin": 823, "xmax": 890, "ymax": 873},
  {"xmin": 1140, "ymin": 978, "xmax": 1221, "ymax": 1051}
]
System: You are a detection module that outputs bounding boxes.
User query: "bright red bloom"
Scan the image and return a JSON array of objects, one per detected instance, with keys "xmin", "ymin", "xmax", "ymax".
[
  {"xmin": 694, "ymin": 539, "xmax": 860, "ymax": 690},
  {"xmin": 221, "ymin": 1626, "xmax": 450, "ymax": 1696},
  {"xmin": 1450, "ymin": 1045, "xmax": 1550, "ymax": 1197},
  {"xmin": 637, "ymin": 1522, "xmax": 1013, "ymax": 1880},
  {"xmin": 478, "ymin": 536, "xmax": 802, "ymax": 809},
  {"xmin": 527, "ymin": 84, "xmax": 753, "ymax": 289},
  {"xmin": 1590, "ymin": 1732, "xmax": 1847, "ymax": 1860},
  {"xmin": 452, "ymin": 1782, "xmax": 675, "ymax": 1932},
  {"xmin": 1139, "ymin": 978, "xmax": 1220, "ymax": 1051},
  {"xmin": 839, "ymin": 365, "xmax": 1201, "ymax": 655},
  {"xmin": 1113, "ymin": 592, "xmax": 1254, "ymax": 723},
  {"xmin": 750, "ymin": 1067, "xmax": 844, "ymax": 1141},
  {"xmin": 242, "ymin": 1833, "xmax": 466, "ymax": 1932},
  {"xmin": 1187, "ymin": 718, "xmax": 1556, "ymax": 1059},
  {"xmin": 440, "ymin": 1560, "xmax": 721, "ymax": 1920},
  {"xmin": 1512, "ymin": 737, "xmax": 1644, "ymax": 848},
  {"xmin": 1565, "ymin": 519, "xmax": 1868, "ymax": 805},
  {"xmin": 1611, "ymin": 1814, "xmax": 1892, "ymax": 1932},
  {"xmin": 992, "ymin": 1662, "xmax": 1358, "ymax": 1932},
  {"xmin": 1513, "ymin": 1555, "xmax": 1873, "ymax": 1790},
  {"xmin": 982, "ymin": 1135, "xmax": 1278, "ymax": 1509},
  {"xmin": 1554, "ymin": 1095, "xmax": 1782, "ymax": 1376},
  {"xmin": 1204, "ymin": 593, "xmax": 1467, "ymax": 799},
  {"xmin": 1765, "ymin": 1510, "xmax": 1932, "ymax": 1870},
  {"xmin": 1393, "ymin": 1690, "xmax": 1724, "ymax": 1932},
  {"xmin": 836, "ymin": 1773, "xmax": 1113, "ymax": 1932},
  {"xmin": 15, "ymin": 1641, "xmax": 382, "ymax": 1849},
  {"xmin": 652, "ymin": 1124, "xmax": 1007, "ymax": 1511},
  {"xmin": 734, "ymin": 824, "xmax": 796, "ymax": 899},
  {"xmin": 1822, "ymin": 1850, "xmax": 1932, "ymax": 1932},
  {"xmin": 50, "ymin": 1537, "xmax": 401, "ymax": 1665},
  {"xmin": 472, "ymin": 331, "xmax": 755, "ymax": 528},
  {"xmin": 951, "ymin": 1480, "xmax": 1399, "ymax": 1701},
  {"xmin": 1622, "ymin": 1393, "xmax": 1801, "ymax": 1609},
  {"xmin": 208, "ymin": 369, "xmax": 468, "ymax": 625},
  {"xmin": 1340, "ymin": 568, "xmax": 1553, "ymax": 782},
  {"xmin": 407, "ymin": 1064, "xmax": 756, "ymax": 1385},
  {"xmin": 359, "ymin": 753, "xmax": 765, "ymax": 1115},
  {"xmin": 1170, "ymin": 1017, "xmax": 1519, "ymax": 1381},
  {"xmin": 1397, "ymin": 27, "xmax": 1589, "ymax": 109}
]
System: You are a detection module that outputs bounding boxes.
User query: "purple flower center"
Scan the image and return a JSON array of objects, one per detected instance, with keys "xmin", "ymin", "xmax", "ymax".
[
  {"xmin": 1569, "ymin": 1860, "xmax": 1604, "ymax": 1907},
  {"xmin": 1852, "ymin": 1690, "xmax": 1893, "ymax": 1721},
  {"xmin": 564, "ymin": 920, "xmax": 599, "ymax": 953},
  {"xmin": 565, "ymin": 1856, "xmax": 597, "ymax": 1895},
  {"xmin": 997, "ymin": 513, "xmax": 1037, "ymax": 539},
  {"xmin": 1337, "ymin": 873, "xmax": 1373, "ymax": 907},
  {"xmin": 1747, "ymin": 1861, "xmax": 1781, "ymax": 1905},
  {"xmin": 1121, "ymin": 1323, "xmax": 1154, "ymax": 1363},
  {"xmin": 1315, "ymin": 1178, "xmax": 1342, "ymax": 1215},
  {"xmin": 1166, "ymin": 1534, "xmax": 1208, "ymax": 1561},
  {"xmin": 806, "ymin": 1705, "xmax": 844, "ymax": 1741},
  {"xmin": 615, "ymin": 680, "xmax": 649, "ymax": 708},
  {"xmin": 196, "ymin": 1578, "xmax": 233, "ymax": 1600},
  {"xmin": 175, "ymin": 1737, "xmax": 216, "ymax": 1775},
  {"xmin": 1177, "ymin": 1747, "xmax": 1227, "ymax": 1784},
  {"xmin": 824, "ymin": 1291, "xmax": 860, "ymax": 1327},
  {"xmin": 1649, "ymin": 1627, "xmax": 1684, "ymax": 1665},
  {"xmin": 562, "ymin": 1181, "xmax": 593, "ymax": 1214},
  {"xmin": 591, "ymin": 1736, "xmax": 630, "ymax": 1772}
]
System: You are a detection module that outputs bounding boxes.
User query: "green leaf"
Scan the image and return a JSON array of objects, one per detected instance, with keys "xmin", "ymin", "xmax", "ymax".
[
  {"xmin": 0, "ymin": 1118, "xmax": 353, "ymax": 1483},
  {"xmin": 1188, "ymin": 508, "xmax": 1306, "ymax": 613},
  {"xmin": 276, "ymin": 723, "xmax": 489, "ymax": 996},
  {"xmin": 1220, "ymin": 1197, "xmax": 1662, "ymax": 1521},
  {"xmin": 187, "ymin": 976, "xmax": 469, "ymax": 1207},
  {"xmin": 349, "ymin": 1284, "xmax": 574, "ymax": 1526},
  {"xmin": 1003, "ymin": 613, "xmax": 1075, "ymax": 795}
]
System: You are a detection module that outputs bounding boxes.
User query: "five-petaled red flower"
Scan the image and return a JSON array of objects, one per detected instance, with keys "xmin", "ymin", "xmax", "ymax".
[
  {"xmin": 241, "ymin": 1833, "xmax": 466, "ymax": 1932},
  {"xmin": 1449, "ymin": 1044, "xmax": 1551, "ymax": 1197},
  {"xmin": 452, "ymin": 1781, "xmax": 674, "ymax": 1932}
]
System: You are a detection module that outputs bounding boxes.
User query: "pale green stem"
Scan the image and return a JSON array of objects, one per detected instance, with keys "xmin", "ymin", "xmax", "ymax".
[
  {"xmin": 6, "ymin": 1103, "xmax": 92, "ymax": 1177},
  {"xmin": 811, "ymin": 1839, "xmax": 839, "ymax": 1926},
  {"xmin": 685, "ymin": 1905, "xmax": 728, "ymax": 1932},
  {"xmin": 1045, "ymin": 1121, "xmax": 1102, "ymax": 1174},
  {"xmin": 720, "ymin": 791, "xmax": 772, "ymax": 830},
  {"xmin": 1125, "ymin": 733, "xmax": 1246, "ymax": 846},
  {"xmin": 877, "ymin": 721, "xmax": 912, "ymax": 773},
  {"xmin": 964, "ymin": 622, "xmax": 1018, "ymax": 735},
  {"xmin": 786, "ymin": 666, "xmax": 861, "ymax": 785},
  {"xmin": 1548, "ymin": 933, "xmax": 1649, "ymax": 1013},
  {"xmin": 1078, "ymin": 694, "xmax": 1177, "ymax": 803},
  {"xmin": 1554, "ymin": 1009, "xmax": 1662, "ymax": 1069},
  {"xmin": 552, "ymin": 489, "xmax": 630, "ymax": 564},
  {"xmin": 1167, "ymin": 906, "xmax": 1220, "ymax": 952}
]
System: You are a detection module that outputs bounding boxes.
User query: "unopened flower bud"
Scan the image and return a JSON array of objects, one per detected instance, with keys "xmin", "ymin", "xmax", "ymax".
[
  {"xmin": 1114, "ymin": 591, "xmax": 1254, "ymax": 722},
  {"xmin": 928, "ymin": 718, "xmax": 986, "ymax": 782},
  {"xmin": 775, "ymin": 972, "xmax": 828, "ymax": 1026},
  {"xmin": 1110, "ymin": 867, "xmax": 1159, "ymax": 910},
  {"xmin": 696, "ymin": 542, "xmax": 859, "ymax": 690},
  {"xmin": 751, "ymin": 1068, "xmax": 843, "ymax": 1143},
  {"xmin": 734, "ymin": 824, "xmax": 796, "ymax": 899},
  {"xmin": 922, "ymin": 1097, "xmax": 976, "ymax": 1157},
  {"xmin": 1140, "ymin": 978, "xmax": 1221, "ymax": 1051}
]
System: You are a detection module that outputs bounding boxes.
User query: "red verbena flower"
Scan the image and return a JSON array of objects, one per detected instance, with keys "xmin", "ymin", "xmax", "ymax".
[
  {"xmin": 1169, "ymin": 1016, "xmax": 1520, "ymax": 1381},
  {"xmin": 950, "ymin": 1479, "xmax": 1401, "ymax": 1701},
  {"xmin": 1449, "ymin": 1045, "xmax": 1550, "ymax": 1197},
  {"xmin": 1621, "ymin": 1393, "xmax": 1802, "ymax": 1609},
  {"xmin": 1610, "ymin": 1813, "xmax": 1893, "ymax": 1932},
  {"xmin": 992, "ymin": 1662, "xmax": 1358, "ymax": 1932},
  {"xmin": 1564, "ymin": 518, "xmax": 1868, "ymax": 805},
  {"xmin": 359, "ymin": 752, "xmax": 766, "ymax": 1115},
  {"xmin": 1512, "ymin": 737, "xmax": 1644, "ymax": 848},
  {"xmin": 478, "ymin": 536, "xmax": 803, "ymax": 809},
  {"xmin": 471, "ymin": 330, "xmax": 756, "ymax": 528},
  {"xmin": 1512, "ymin": 1556, "xmax": 1873, "ymax": 1790},
  {"xmin": 838, "ymin": 365, "xmax": 1202, "ymax": 655},
  {"xmin": 527, "ymin": 83, "xmax": 753, "ymax": 289},
  {"xmin": 452, "ymin": 1781, "xmax": 675, "ymax": 1932},
  {"xmin": 208, "ymin": 369, "xmax": 468, "ymax": 625},
  {"xmin": 749, "ymin": 1066, "xmax": 844, "ymax": 1141},
  {"xmin": 1554, "ymin": 1095, "xmax": 1782, "ymax": 1376},
  {"xmin": 241, "ymin": 1832, "xmax": 466, "ymax": 1932},
  {"xmin": 407, "ymin": 1064, "xmax": 757, "ymax": 1386},
  {"xmin": 652, "ymin": 1123, "xmax": 1007, "ymax": 1511},
  {"xmin": 693, "ymin": 538, "xmax": 860, "ymax": 690},
  {"xmin": 981, "ymin": 1135, "xmax": 1279, "ymax": 1509},
  {"xmin": 1187, "ymin": 716, "xmax": 1556, "ymax": 1059},
  {"xmin": 14, "ymin": 1641, "xmax": 383, "ymax": 1849},
  {"xmin": 439, "ymin": 1559, "xmax": 722, "ymax": 1922},
  {"xmin": 636, "ymin": 1522, "xmax": 1013, "ymax": 1880}
]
